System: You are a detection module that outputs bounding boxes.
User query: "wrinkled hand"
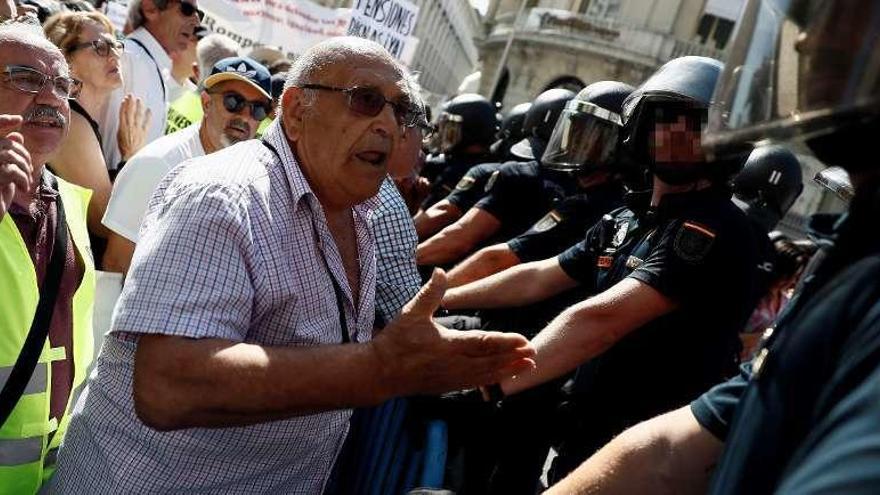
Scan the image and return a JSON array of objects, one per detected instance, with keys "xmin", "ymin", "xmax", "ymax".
[
  {"xmin": 0, "ymin": 115, "xmax": 31, "ymax": 219},
  {"xmin": 117, "ymin": 94, "xmax": 152, "ymax": 160},
  {"xmin": 371, "ymin": 269, "xmax": 536, "ymax": 397}
]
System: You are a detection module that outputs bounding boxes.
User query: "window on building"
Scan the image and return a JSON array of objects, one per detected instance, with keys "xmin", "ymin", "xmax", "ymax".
[{"xmin": 696, "ymin": 13, "xmax": 735, "ymax": 50}]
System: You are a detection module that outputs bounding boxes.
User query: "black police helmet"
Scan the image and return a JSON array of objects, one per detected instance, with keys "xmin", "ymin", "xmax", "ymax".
[
  {"xmin": 490, "ymin": 102, "xmax": 532, "ymax": 158},
  {"xmin": 437, "ymin": 93, "xmax": 498, "ymax": 155},
  {"xmin": 510, "ymin": 88, "xmax": 576, "ymax": 161},
  {"xmin": 542, "ymin": 81, "xmax": 634, "ymax": 174},
  {"xmin": 703, "ymin": 0, "xmax": 880, "ymax": 176},
  {"xmin": 621, "ymin": 56, "xmax": 728, "ymax": 185},
  {"xmin": 733, "ymin": 145, "xmax": 804, "ymax": 231}
]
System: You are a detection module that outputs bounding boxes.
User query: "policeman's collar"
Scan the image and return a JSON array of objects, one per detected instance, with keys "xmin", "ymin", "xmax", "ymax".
[{"xmin": 649, "ymin": 186, "xmax": 730, "ymax": 220}]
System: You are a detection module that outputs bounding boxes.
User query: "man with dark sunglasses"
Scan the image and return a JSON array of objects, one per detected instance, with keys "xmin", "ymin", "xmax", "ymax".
[
  {"xmin": 102, "ymin": 56, "xmax": 270, "ymax": 275},
  {"xmin": 95, "ymin": 0, "xmax": 202, "ymax": 172}
]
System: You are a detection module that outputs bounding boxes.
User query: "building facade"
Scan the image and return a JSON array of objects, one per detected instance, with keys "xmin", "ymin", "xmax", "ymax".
[
  {"xmin": 478, "ymin": 0, "xmax": 743, "ymax": 108},
  {"xmin": 316, "ymin": 0, "xmax": 482, "ymax": 103}
]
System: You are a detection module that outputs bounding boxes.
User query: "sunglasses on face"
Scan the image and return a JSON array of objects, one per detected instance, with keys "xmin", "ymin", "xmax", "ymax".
[
  {"xmin": 1, "ymin": 64, "xmax": 81, "ymax": 100},
  {"xmin": 170, "ymin": 0, "xmax": 205, "ymax": 20},
  {"xmin": 68, "ymin": 38, "xmax": 124, "ymax": 57},
  {"xmin": 300, "ymin": 84, "xmax": 421, "ymax": 127},
  {"xmin": 209, "ymin": 90, "xmax": 271, "ymax": 120}
]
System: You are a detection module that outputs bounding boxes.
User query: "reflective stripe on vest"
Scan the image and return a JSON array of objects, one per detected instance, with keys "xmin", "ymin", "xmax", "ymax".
[{"xmin": 0, "ymin": 174, "xmax": 95, "ymax": 494}]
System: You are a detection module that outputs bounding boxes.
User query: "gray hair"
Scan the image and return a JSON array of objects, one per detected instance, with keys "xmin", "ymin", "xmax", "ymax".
[
  {"xmin": 127, "ymin": 0, "xmax": 170, "ymax": 30},
  {"xmin": 0, "ymin": 19, "xmax": 65, "ymax": 67},
  {"xmin": 196, "ymin": 33, "xmax": 242, "ymax": 83}
]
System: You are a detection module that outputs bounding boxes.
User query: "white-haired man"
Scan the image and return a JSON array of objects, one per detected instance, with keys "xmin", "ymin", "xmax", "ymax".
[{"xmin": 51, "ymin": 37, "xmax": 535, "ymax": 493}]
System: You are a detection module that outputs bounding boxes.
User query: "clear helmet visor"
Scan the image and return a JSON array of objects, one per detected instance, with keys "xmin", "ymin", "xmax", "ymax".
[
  {"xmin": 542, "ymin": 100, "xmax": 622, "ymax": 172},
  {"xmin": 704, "ymin": 0, "xmax": 880, "ymax": 156},
  {"xmin": 437, "ymin": 112, "xmax": 464, "ymax": 153}
]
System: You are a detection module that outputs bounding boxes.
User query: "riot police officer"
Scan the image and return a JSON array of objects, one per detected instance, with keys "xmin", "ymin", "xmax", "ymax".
[
  {"xmin": 733, "ymin": 144, "xmax": 804, "ymax": 233},
  {"xmin": 443, "ymin": 56, "xmax": 765, "ymax": 487},
  {"xmin": 418, "ymin": 93, "xmax": 498, "ymax": 209},
  {"xmin": 490, "ymin": 101, "xmax": 532, "ymax": 162},
  {"xmin": 545, "ymin": 1, "xmax": 880, "ymax": 493},
  {"xmin": 416, "ymin": 88, "xmax": 577, "ymax": 267},
  {"xmin": 444, "ymin": 81, "xmax": 634, "ymax": 288}
]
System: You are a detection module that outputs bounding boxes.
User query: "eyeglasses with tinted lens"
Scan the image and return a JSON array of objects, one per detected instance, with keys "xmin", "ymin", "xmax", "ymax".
[
  {"xmin": 209, "ymin": 90, "xmax": 270, "ymax": 120},
  {"xmin": 68, "ymin": 38, "xmax": 124, "ymax": 57},
  {"xmin": 1, "ymin": 65, "xmax": 81, "ymax": 100},
  {"xmin": 172, "ymin": 0, "xmax": 205, "ymax": 20},
  {"xmin": 300, "ymin": 84, "xmax": 420, "ymax": 127}
]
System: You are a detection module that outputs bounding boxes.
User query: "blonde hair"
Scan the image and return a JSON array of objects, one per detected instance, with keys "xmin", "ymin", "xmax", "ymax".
[{"xmin": 43, "ymin": 11, "xmax": 116, "ymax": 57}]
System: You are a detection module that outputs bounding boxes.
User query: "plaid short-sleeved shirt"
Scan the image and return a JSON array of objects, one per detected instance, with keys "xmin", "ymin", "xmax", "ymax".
[
  {"xmin": 373, "ymin": 177, "xmax": 421, "ymax": 326},
  {"xmin": 52, "ymin": 120, "xmax": 378, "ymax": 494}
]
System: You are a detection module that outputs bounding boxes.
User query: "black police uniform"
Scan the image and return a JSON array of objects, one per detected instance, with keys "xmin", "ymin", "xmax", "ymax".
[
  {"xmin": 473, "ymin": 160, "xmax": 577, "ymax": 246},
  {"xmin": 444, "ymin": 161, "xmax": 506, "ymax": 213},
  {"xmin": 690, "ymin": 187, "xmax": 880, "ymax": 494},
  {"xmin": 548, "ymin": 187, "xmax": 763, "ymax": 481},
  {"xmin": 507, "ymin": 181, "xmax": 623, "ymax": 263},
  {"xmin": 421, "ymin": 153, "xmax": 492, "ymax": 209}
]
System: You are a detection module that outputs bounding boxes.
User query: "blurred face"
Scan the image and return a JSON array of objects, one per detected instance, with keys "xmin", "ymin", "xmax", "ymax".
[
  {"xmin": 67, "ymin": 21, "xmax": 122, "ymax": 93},
  {"xmin": 281, "ymin": 56, "xmax": 406, "ymax": 209},
  {"xmin": 145, "ymin": 0, "xmax": 201, "ymax": 55},
  {"xmin": 0, "ymin": 40, "xmax": 70, "ymax": 164},
  {"xmin": 170, "ymin": 32, "xmax": 198, "ymax": 79},
  {"xmin": 201, "ymin": 80, "xmax": 269, "ymax": 150},
  {"xmin": 650, "ymin": 114, "xmax": 705, "ymax": 164}
]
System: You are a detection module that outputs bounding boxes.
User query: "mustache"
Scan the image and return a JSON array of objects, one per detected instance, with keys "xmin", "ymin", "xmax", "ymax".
[
  {"xmin": 226, "ymin": 119, "xmax": 250, "ymax": 133},
  {"xmin": 23, "ymin": 105, "xmax": 66, "ymax": 127}
]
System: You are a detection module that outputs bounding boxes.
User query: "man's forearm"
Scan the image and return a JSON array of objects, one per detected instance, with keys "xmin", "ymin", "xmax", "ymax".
[
  {"xmin": 134, "ymin": 336, "xmax": 390, "ymax": 430},
  {"xmin": 443, "ymin": 258, "xmax": 576, "ymax": 310},
  {"xmin": 416, "ymin": 224, "xmax": 477, "ymax": 266},
  {"xmin": 446, "ymin": 243, "xmax": 521, "ymax": 288},
  {"xmin": 414, "ymin": 201, "xmax": 461, "ymax": 240},
  {"xmin": 546, "ymin": 406, "xmax": 723, "ymax": 495}
]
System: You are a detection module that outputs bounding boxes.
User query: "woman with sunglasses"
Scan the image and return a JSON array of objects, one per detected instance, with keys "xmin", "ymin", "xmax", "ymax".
[{"xmin": 44, "ymin": 11, "xmax": 151, "ymax": 268}]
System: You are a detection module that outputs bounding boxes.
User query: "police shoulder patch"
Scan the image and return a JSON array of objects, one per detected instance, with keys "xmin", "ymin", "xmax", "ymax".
[
  {"xmin": 532, "ymin": 210, "xmax": 563, "ymax": 233},
  {"xmin": 673, "ymin": 221, "xmax": 716, "ymax": 263},
  {"xmin": 484, "ymin": 170, "xmax": 501, "ymax": 192},
  {"xmin": 455, "ymin": 175, "xmax": 476, "ymax": 191}
]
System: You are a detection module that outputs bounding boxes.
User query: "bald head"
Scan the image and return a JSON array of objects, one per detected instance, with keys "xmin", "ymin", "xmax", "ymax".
[
  {"xmin": 0, "ymin": 21, "xmax": 64, "ymax": 60},
  {"xmin": 284, "ymin": 36, "xmax": 405, "ymax": 91}
]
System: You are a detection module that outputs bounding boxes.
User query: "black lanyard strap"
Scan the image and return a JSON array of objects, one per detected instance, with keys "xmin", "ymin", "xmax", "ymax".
[
  {"xmin": 0, "ymin": 174, "xmax": 69, "ymax": 427},
  {"xmin": 261, "ymin": 139, "xmax": 351, "ymax": 344},
  {"xmin": 128, "ymin": 37, "xmax": 167, "ymax": 102}
]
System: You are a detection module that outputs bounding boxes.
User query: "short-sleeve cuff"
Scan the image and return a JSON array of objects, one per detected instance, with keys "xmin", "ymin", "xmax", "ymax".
[{"xmin": 690, "ymin": 395, "xmax": 729, "ymax": 441}]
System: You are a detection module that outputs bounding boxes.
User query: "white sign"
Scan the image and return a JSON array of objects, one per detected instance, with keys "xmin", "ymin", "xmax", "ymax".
[
  {"xmin": 347, "ymin": 0, "xmax": 420, "ymax": 64},
  {"xmin": 103, "ymin": 0, "xmax": 129, "ymax": 32},
  {"xmin": 200, "ymin": 0, "xmax": 351, "ymax": 59}
]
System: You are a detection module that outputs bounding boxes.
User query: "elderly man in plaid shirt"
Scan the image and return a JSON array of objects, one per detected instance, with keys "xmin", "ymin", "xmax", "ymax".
[{"xmin": 52, "ymin": 37, "xmax": 534, "ymax": 494}]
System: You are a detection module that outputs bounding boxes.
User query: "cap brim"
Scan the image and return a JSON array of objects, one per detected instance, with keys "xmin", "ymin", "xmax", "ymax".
[
  {"xmin": 203, "ymin": 73, "xmax": 271, "ymax": 101},
  {"xmin": 510, "ymin": 136, "xmax": 546, "ymax": 162}
]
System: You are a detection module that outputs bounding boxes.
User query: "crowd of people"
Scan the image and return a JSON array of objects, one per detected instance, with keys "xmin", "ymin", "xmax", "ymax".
[{"xmin": 0, "ymin": 0, "xmax": 879, "ymax": 494}]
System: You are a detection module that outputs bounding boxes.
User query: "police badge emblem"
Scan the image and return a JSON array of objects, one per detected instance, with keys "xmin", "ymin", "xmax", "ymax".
[
  {"xmin": 612, "ymin": 220, "xmax": 629, "ymax": 247},
  {"xmin": 532, "ymin": 210, "xmax": 562, "ymax": 233},
  {"xmin": 455, "ymin": 176, "xmax": 476, "ymax": 191},
  {"xmin": 673, "ymin": 221, "xmax": 716, "ymax": 263}
]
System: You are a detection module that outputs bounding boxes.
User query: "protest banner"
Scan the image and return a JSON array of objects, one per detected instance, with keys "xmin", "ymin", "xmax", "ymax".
[{"xmin": 346, "ymin": 0, "xmax": 420, "ymax": 64}]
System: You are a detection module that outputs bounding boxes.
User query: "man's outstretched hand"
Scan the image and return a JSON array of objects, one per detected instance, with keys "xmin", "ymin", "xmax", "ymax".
[{"xmin": 372, "ymin": 269, "xmax": 536, "ymax": 397}]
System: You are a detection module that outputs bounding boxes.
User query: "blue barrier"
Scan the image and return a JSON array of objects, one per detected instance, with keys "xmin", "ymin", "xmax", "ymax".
[{"xmin": 324, "ymin": 398, "xmax": 448, "ymax": 494}]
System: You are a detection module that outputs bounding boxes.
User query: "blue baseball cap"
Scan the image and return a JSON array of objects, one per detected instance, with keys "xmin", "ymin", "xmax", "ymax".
[{"xmin": 203, "ymin": 56, "xmax": 272, "ymax": 100}]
